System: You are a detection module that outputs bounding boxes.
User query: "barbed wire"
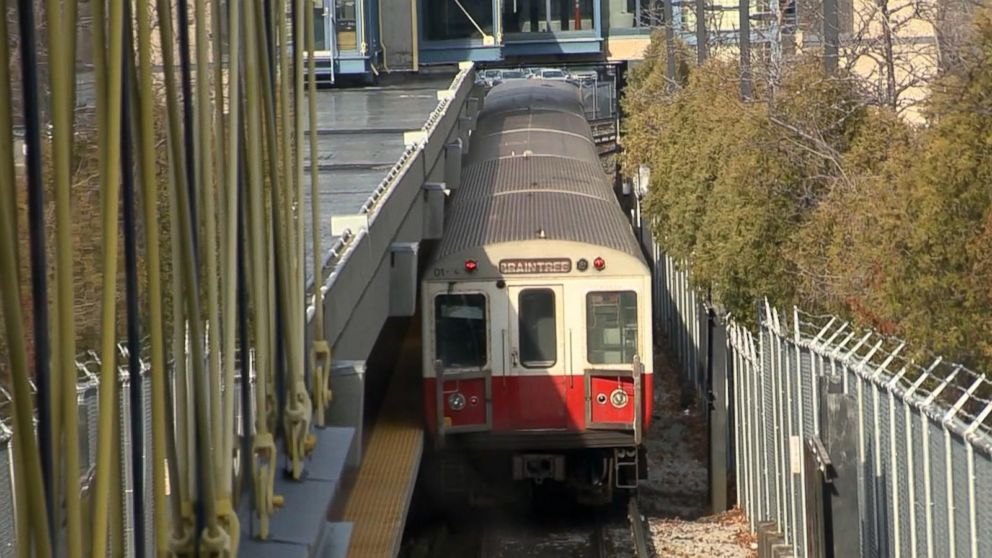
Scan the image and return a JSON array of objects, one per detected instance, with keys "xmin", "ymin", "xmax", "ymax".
[{"xmin": 750, "ymin": 303, "xmax": 992, "ymax": 451}]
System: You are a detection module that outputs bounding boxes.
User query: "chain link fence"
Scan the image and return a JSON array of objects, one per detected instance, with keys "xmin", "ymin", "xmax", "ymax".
[
  {"xmin": 650, "ymin": 244, "xmax": 992, "ymax": 557},
  {"xmin": 0, "ymin": 344, "xmax": 254, "ymax": 557}
]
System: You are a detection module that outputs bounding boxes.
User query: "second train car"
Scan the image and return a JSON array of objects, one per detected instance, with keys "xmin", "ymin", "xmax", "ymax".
[{"xmin": 421, "ymin": 80, "xmax": 652, "ymax": 503}]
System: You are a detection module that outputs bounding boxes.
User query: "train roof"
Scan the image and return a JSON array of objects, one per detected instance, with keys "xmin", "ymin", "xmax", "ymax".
[{"xmin": 435, "ymin": 81, "xmax": 644, "ymax": 263}]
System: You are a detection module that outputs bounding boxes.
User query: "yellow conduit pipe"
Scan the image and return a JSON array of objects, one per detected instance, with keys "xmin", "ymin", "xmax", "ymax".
[
  {"xmin": 277, "ymin": 0, "xmax": 314, "ymax": 481},
  {"xmin": 0, "ymin": 4, "xmax": 53, "ymax": 555},
  {"xmin": 245, "ymin": 0, "xmax": 279, "ymax": 538},
  {"xmin": 167, "ymin": 0, "xmax": 224, "ymax": 543},
  {"xmin": 154, "ymin": 0, "xmax": 196, "ymax": 546},
  {"xmin": 295, "ymin": 0, "xmax": 307, "ymax": 360},
  {"xmin": 222, "ymin": 0, "xmax": 243, "ymax": 506},
  {"xmin": 134, "ymin": 0, "xmax": 172, "ymax": 551},
  {"xmin": 254, "ymin": 0, "xmax": 282, "ymax": 435},
  {"xmin": 89, "ymin": 0, "xmax": 127, "ymax": 551},
  {"xmin": 189, "ymin": 4, "xmax": 234, "ymax": 550},
  {"xmin": 411, "ymin": 0, "xmax": 419, "ymax": 70},
  {"xmin": 42, "ymin": 0, "xmax": 82, "ymax": 553},
  {"xmin": 307, "ymin": 0, "xmax": 333, "ymax": 426},
  {"xmin": 194, "ymin": 0, "xmax": 224, "ymax": 511}
]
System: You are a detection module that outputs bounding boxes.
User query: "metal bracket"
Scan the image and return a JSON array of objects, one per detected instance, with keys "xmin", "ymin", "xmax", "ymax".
[
  {"xmin": 807, "ymin": 436, "xmax": 836, "ymax": 482},
  {"xmin": 312, "ymin": 340, "xmax": 333, "ymax": 426}
]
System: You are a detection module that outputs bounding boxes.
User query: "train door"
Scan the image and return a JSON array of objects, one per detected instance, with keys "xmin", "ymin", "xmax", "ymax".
[{"xmin": 505, "ymin": 285, "xmax": 570, "ymax": 429}]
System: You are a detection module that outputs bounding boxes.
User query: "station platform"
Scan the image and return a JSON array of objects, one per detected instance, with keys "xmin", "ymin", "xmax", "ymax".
[{"xmin": 341, "ymin": 363, "xmax": 423, "ymax": 556}]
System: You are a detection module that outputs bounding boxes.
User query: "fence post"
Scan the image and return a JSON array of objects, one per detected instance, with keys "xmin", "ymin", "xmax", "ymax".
[
  {"xmin": 710, "ymin": 317, "xmax": 729, "ymax": 513},
  {"xmin": 820, "ymin": 373, "xmax": 861, "ymax": 557}
]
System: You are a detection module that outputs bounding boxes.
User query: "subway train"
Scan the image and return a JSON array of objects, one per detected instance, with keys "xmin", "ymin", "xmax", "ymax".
[{"xmin": 420, "ymin": 80, "xmax": 652, "ymax": 504}]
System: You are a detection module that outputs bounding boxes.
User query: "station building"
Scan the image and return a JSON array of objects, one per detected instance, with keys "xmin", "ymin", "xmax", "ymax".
[{"xmin": 309, "ymin": 0, "xmax": 661, "ymax": 80}]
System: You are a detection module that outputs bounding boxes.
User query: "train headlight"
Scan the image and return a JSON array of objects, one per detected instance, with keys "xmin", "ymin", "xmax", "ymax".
[
  {"xmin": 593, "ymin": 257, "xmax": 606, "ymax": 271},
  {"xmin": 610, "ymin": 388, "xmax": 629, "ymax": 408},
  {"xmin": 464, "ymin": 259, "xmax": 478, "ymax": 272},
  {"xmin": 448, "ymin": 392, "xmax": 467, "ymax": 411}
]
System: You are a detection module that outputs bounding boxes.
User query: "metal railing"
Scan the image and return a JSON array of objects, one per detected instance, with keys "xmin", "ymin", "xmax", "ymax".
[{"xmin": 651, "ymin": 245, "xmax": 992, "ymax": 557}]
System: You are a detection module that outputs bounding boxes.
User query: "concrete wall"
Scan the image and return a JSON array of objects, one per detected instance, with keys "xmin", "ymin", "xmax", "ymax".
[{"xmin": 380, "ymin": 0, "xmax": 417, "ymax": 69}]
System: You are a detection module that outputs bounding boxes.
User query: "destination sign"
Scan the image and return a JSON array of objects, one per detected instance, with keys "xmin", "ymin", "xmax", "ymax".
[{"xmin": 498, "ymin": 258, "xmax": 572, "ymax": 274}]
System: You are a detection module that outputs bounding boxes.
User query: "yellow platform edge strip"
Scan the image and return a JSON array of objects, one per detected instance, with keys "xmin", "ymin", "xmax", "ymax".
[{"xmin": 343, "ymin": 381, "xmax": 424, "ymax": 558}]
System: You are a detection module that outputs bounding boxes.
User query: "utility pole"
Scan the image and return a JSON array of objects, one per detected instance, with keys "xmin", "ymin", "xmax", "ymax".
[
  {"xmin": 695, "ymin": 0, "xmax": 708, "ymax": 63},
  {"xmin": 663, "ymin": 0, "xmax": 677, "ymax": 87},
  {"xmin": 823, "ymin": 0, "xmax": 839, "ymax": 73},
  {"xmin": 739, "ymin": 0, "xmax": 751, "ymax": 98}
]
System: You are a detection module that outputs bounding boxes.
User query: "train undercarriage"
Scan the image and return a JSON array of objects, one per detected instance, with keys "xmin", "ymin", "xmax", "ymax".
[{"xmin": 421, "ymin": 443, "xmax": 647, "ymax": 508}]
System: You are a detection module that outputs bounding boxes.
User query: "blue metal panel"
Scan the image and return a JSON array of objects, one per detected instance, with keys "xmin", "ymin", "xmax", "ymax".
[
  {"xmin": 336, "ymin": 56, "xmax": 372, "ymax": 74},
  {"xmin": 419, "ymin": 44, "xmax": 503, "ymax": 63},
  {"xmin": 502, "ymin": 37, "xmax": 604, "ymax": 56},
  {"xmin": 315, "ymin": 523, "xmax": 354, "ymax": 558},
  {"xmin": 237, "ymin": 427, "xmax": 355, "ymax": 553}
]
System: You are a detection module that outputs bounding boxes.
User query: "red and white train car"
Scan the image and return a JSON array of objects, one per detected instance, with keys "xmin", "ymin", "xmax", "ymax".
[{"xmin": 421, "ymin": 80, "xmax": 652, "ymax": 499}]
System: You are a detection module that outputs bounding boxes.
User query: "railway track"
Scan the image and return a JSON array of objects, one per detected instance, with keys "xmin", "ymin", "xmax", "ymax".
[{"xmin": 478, "ymin": 495, "xmax": 652, "ymax": 558}]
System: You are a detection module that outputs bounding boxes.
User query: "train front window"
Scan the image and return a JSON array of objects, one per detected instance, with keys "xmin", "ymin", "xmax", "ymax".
[
  {"xmin": 434, "ymin": 294, "xmax": 488, "ymax": 369},
  {"xmin": 518, "ymin": 289, "xmax": 557, "ymax": 368},
  {"xmin": 586, "ymin": 291, "xmax": 638, "ymax": 364}
]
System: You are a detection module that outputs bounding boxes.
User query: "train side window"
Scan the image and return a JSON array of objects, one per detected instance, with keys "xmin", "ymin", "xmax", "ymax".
[
  {"xmin": 518, "ymin": 289, "xmax": 557, "ymax": 368},
  {"xmin": 434, "ymin": 294, "xmax": 488, "ymax": 369},
  {"xmin": 586, "ymin": 291, "xmax": 638, "ymax": 364}
]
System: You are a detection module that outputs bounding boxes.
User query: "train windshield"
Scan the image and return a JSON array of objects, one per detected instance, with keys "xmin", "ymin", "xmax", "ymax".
[
  {"xmin": 434, "ymin": 294, "xmax": 488, "ymax": 369},
  {"xmin": 586, "ymin": 292, "xmax": 638, "ymax": 364},
  {"xmin": 518, "ymin": 289, "xmax": 557, "ymax": 368}
]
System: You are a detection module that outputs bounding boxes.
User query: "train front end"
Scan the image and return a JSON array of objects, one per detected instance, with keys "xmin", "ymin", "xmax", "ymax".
[{"xmin": 421, "ymin": 241, "xmax": 653, "ymax": 498}]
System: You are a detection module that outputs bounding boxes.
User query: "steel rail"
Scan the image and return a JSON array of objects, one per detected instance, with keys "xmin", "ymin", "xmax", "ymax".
[{"xmin": 627, "ymin": 495, "xmax": 651, "ymax": 558}]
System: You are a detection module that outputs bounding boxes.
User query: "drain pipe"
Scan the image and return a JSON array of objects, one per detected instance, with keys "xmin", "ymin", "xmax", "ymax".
[{"xmin": 411, "ymin": 0, "xmax": 419, "ymax": 71}]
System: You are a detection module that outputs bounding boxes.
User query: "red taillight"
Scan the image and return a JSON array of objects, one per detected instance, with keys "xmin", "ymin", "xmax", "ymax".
[
  {"xmin": 593, "ymin": 257, "xmax": 606, "ymax": 271},
  {"xmin": 465, "ymin": 259, "xmax": 478, "ymax": 272}
]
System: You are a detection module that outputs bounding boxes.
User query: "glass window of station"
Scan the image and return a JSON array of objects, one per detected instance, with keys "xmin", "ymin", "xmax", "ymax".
[
  {"xmin": 502, "ymin": 0, "xmax": 595, "ymax": 36},
  {"xmin": 586, "ymin": 291, "xmax": 638, "ymax": 364},
  {"xmin": 435, "ymin": 294, "xmax": 489, "ymax": 369},
  {"xmin": 424, "ymin": 0, "xmax": 495, "ymax": 41},
  {"xmin": 607, "ymin": 0, "xmax": 663, "ymax": 31},
  {"xmin": 336, "ymin": 0, "xmax": 359, "ymax": 51},
  {"xmin": 518, "ymin": 289, "xmax": 558, "ymax": 368}
]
